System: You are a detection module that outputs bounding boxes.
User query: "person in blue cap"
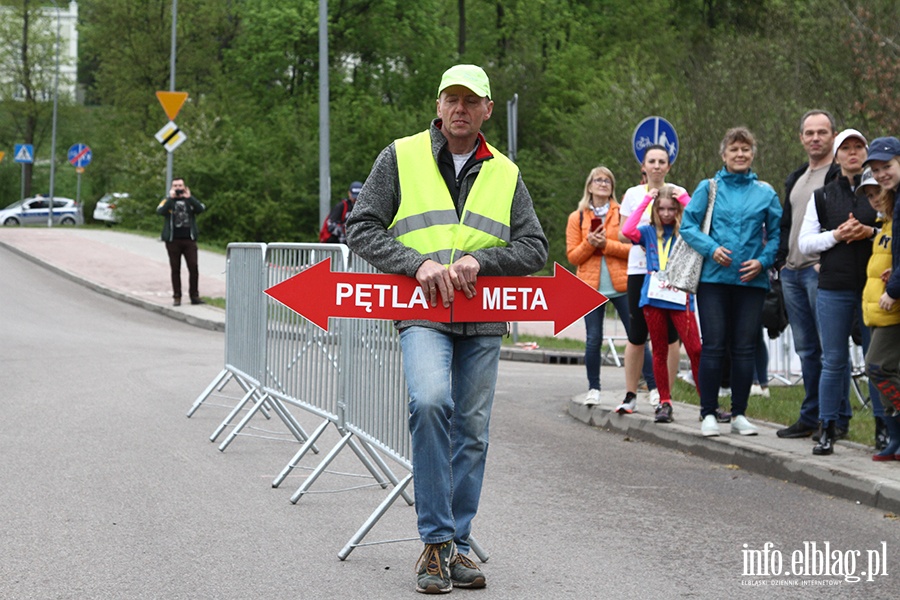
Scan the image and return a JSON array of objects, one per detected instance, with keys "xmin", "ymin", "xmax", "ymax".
[
  {"xmin": 346, "ymin": 64, "xmax": 547, "ymax": 594},
  {"xmin": 863, "ymin": 137, "xmax": 900, "ymax": 460}
]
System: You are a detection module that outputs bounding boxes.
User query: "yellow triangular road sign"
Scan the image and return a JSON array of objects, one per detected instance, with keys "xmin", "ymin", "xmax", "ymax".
[{"xmin": 156, "ymin": 91, "xmax": 189, "ymax": 121}]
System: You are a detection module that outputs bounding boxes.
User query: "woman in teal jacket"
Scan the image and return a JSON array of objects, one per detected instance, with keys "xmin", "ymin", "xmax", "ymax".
[{"xmin": 680, "ymin": 127, "xmax": 782, "ymax": 437}]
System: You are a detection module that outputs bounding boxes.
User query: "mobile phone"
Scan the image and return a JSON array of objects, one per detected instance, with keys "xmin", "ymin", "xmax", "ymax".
[{"xmin": 590, "ymin": 217, "xmax": 603, "ymax": 231}]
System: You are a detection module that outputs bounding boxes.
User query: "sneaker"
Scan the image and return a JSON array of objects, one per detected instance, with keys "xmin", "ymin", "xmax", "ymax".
[
  {"xmin": 654, "ymin": 402, "xmax": 673, "ymax": 423},
  {"xmin": 749, "ymin": 384, "xmax": 770, "ymax": 398},
  {"xmin": 584, "ymin": 389, "xmax": 601, "ymax": 407},
  {"xmin": 701, "ymin": 414, "xmax": 720, "ymax": 437},
  {"xmin": 718, "ymin": 387, "xmax": 731, "ymax": 398},
  {"xmin": 648, "ymin": 388, "xmax": 661, "ymax": 408},
  {"xmin": 698, "ymin": 407, "xmax": 732, "ymax": 423},
  {"xmin": 415, "ymin": 541, "xmax": 453, "ymax": 594},
  {"xmin": 678, "ymin": 371, "xmax": 695, "ymax": 386},
  {"xmin": 776, "ymin": 420, "xmax": 816, "ymax": 439},
  {"xmin": 615, "ymin": 392, "xmax": 638, "ymax": 414},
  {"xmin": 173, "ymin": 298, "xmax": 181, "ymax": 307},
  {"xmin": 450, "ymin": 552, "xmax": 486, "ymax": 589},
  {"xmin": 731, "ymin": 415, "xmax": 759, "ymax": 436}
]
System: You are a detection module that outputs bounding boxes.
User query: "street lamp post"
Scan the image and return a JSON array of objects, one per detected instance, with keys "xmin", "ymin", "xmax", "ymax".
[
  {"xmin": 166, "ymin": 0, "xmax": 177, "ymax": 193},
  {"xmin": 46, "ymin": 0, "xmax": 61, "ymax": 228}
]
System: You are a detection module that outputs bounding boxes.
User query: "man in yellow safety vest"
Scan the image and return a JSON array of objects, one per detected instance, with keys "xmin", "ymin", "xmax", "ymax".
[{"xmin": 347, "ymin": 64, "xmax": 547, "ymax": 594}]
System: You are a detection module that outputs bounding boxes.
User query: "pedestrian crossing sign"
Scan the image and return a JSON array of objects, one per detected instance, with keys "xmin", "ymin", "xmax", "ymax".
[{"xmin": 14, "ymin": 144, "xmax": 34, "ymax": 164}]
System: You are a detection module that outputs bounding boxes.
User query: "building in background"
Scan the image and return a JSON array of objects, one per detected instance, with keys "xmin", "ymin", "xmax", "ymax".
[{"xmin": 0, "ymin": 0, "xmax": 79, "ymax": 103}]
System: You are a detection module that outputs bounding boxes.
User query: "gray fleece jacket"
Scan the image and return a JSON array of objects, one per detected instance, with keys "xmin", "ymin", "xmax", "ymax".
[{"xmin": 346, "ymin": 120, "xmax": 548, "ymax": 336}]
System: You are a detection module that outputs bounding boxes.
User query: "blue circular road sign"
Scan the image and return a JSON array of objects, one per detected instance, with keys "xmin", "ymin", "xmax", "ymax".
[
  {"xmin": 68, "ymin": 143, "xmax": 92, "ymax": 168},
  {"xmin": 632, "ymin": 117, "xmax": 678, "ymax": 165}
]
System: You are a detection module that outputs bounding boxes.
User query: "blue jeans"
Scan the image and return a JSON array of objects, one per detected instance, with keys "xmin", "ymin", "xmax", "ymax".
[
  {"xmin": 780, "ymin": 266, "xmax": 822, "ymax": 427},
  {"xmin": 584, "ymin": 294, "xmax": 654, "ymax": 391},
  {"xmin": 399, "ymin": 326, "xmax": 501, "ymax": 555},
  {"xmin": 696, "ymin": 283, "xmax": 766, "ymax": 418},
  {"xmin": 816, "ymin": 289, "xmax": 882, "ymax": 423}
]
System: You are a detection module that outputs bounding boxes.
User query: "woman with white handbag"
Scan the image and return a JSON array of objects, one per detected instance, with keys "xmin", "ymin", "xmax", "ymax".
[{"xmin": 679, "ymin": 127, "xmax": 783, "ymax": 438}]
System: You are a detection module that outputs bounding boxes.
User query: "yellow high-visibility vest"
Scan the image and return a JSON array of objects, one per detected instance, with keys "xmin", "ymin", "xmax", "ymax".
[{"xmin": 390, "ymin": 131, "xmax": 518, "ymax": 265}]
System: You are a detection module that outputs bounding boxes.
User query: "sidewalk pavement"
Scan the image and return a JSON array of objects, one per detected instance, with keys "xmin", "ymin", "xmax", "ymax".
[{"xmin": 3, "ymin": 227, "xmax": 900, "ymax": 513}]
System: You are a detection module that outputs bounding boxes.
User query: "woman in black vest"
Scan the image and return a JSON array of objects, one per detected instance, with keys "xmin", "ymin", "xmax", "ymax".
[{"xmin": 797, "ymin": 129, "xmax": 881, "ymax": 455}]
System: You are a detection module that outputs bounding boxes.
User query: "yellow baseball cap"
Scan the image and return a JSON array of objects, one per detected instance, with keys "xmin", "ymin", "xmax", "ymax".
[{"xmin": 437, "ymin": 64, "xmax": 491, "ymax": 99}]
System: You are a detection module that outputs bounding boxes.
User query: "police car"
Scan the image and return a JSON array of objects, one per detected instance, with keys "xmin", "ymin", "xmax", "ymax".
[{"xmin": 0, "ymin": 195, "xmax": 84, "ymax": 226}]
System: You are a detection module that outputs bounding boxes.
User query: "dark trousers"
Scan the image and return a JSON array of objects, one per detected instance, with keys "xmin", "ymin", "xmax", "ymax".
[
  {"xmin": 165, "ymin": 239, "xmax": 199, "ymax": 300},
  {"xmin": 696, "ymin": 283, "xmax": 766, "ymax": 418}
]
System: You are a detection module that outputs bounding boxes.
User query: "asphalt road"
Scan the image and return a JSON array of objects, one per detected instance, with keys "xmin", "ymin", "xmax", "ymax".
[{"xmin": 1, "ymin": 245, "xmax": 896, "ymax": 599}]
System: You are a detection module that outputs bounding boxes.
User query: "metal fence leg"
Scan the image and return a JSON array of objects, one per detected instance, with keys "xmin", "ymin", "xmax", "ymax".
[
  {"xmin": 263, "ymin": 395, "xmax": 315, "ymax": 446},
  {"xmin": 218, "ymin": 391, "xmax": 270, "ymax": 452},
  {"xmin": 338, "ymin": 473, "xmax": 414, "ymax": 561},
  {"xmin": 215, "ymin": 371, "xmax": 234, "ymax": 392},
  {"xmin": 186, "ymin": 368, "xmax": 229, "ymax": 418},
  {"xmin": 209, "ymin": 386, "xmax": 259, "ymax": 443},
  {"xmin": 345, "ymin": 436, "xmax": 390, "ymax": 490},
  {"xmin": 290, "ymin": 431, "xmax": 353, "ymax": 504},
  {"xmin": 469, "ymin": 535, "xmax": 490, "ymax": 563},
  {"xmin": 357, "ymin": 439, "xmax": 415, "ymax": 506},
  {"xmin": 272, "ymin": 419, "xmax": 331, "ymax": 488}
]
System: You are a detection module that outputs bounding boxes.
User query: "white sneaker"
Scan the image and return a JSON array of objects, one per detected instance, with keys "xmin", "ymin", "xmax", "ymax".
[
  {"xmin": 718, "ymin": 387, "xmax": 731, "ymax": 398},
  {"xmin": 701, "ymin": 414, "xmax": 720, "ymax": 437},
  {"xmin": 584, "ymin": 389, "xmax": 601, "ymax": 406},
  {"xmin": 648, "ymin": 388, "xmax": 660, "ymax": 408},
  {"xmin": 731, "ymin": 415, "xmax": 759, "ymax": 436},
  {"xmin": 749, "ymin": 384, "xmax": 770, "ymax": 398},
  {"xmin": 678, "ymin": 371, "xmax": 695, "ymax": 386},
  {"xmin": 615, "ymin": 394, "xmax": 638, "ymax": 414}
]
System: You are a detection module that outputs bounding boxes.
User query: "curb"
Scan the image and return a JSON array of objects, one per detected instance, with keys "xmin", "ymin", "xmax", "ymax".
[
  {"xmin": 0, "ymin": 240, "xmax": 225, "ymax": 332},
  {"xmin": 568, "ymin": 397, "xmax": 900, "ymax": 514}
]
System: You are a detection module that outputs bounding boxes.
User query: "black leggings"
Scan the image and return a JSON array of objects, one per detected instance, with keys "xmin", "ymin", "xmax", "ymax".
[{"xmin": 626, "ymin": 274, "xmax": 679, "ymax": 346}]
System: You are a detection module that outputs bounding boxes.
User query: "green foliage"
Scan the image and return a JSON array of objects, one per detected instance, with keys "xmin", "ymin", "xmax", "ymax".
[{"xmin": 2, "ymin": 0, "xmax": 895, "ymax": 257}]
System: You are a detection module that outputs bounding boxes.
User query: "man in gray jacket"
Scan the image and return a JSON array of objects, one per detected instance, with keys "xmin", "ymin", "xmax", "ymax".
[{"xmin": 347, "ymin": 64, "xmax": 547, "ymax": 594}]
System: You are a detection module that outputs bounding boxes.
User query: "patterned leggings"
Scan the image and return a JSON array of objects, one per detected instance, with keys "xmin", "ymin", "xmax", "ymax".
[{"xmin": 642, "ymin": 305, "xmax": 702, "ymax": 403}]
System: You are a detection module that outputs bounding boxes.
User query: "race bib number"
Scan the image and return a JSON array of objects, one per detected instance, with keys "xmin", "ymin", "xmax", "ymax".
[{"xmin": 647, "ymin": 271, "xmax": 687, "ymax": 306}]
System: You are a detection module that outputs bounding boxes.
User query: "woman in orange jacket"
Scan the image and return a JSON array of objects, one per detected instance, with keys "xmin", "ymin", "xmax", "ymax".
[{"xmin": 566, "ymin": 166, "xmax": 657, "ymax": 406}]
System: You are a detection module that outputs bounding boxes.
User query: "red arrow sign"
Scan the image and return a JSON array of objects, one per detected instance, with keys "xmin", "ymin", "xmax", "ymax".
[
  {"xmin": 264, "ymin": 259, "xmax": 606, "ymax": 334},
  {"xmin": 452, "ymin": 262, "xmax": 608, "ymax": 334}
]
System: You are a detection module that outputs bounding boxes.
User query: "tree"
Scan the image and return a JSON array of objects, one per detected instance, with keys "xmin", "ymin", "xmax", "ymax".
[{"xmin": 0, "ymin": 0, "xmax": 71, "ymax": 198}]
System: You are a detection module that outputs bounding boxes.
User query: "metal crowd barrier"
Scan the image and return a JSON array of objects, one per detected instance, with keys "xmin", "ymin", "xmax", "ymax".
[
  {"xmin": 186, "ymin": 243, "xmax": 270, "ymax": 423},
  {"xmin": 261, "ymin": 244, "xmax": 409, "ymax": 503},
  {"xmin": 188, "ymin": 242, "xmax": 481, "ymax": 560}
]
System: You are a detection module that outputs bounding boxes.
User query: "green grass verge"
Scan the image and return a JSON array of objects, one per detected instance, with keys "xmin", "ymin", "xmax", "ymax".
[{"xmin": 506, "ymin": 332, "xmax": 878, "ymax": 448}]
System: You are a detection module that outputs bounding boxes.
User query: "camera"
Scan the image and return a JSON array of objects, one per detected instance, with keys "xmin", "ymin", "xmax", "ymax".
[{"xmin": 175, "ymin": 189, "xmax": 184, "ymax": 197}]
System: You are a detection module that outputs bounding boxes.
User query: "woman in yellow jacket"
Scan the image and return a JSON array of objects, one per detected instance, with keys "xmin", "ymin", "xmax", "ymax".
[
  {"xmin": 860, "ymin": 166, "xmax": 900, "ymax": 461},
  {"xmin": 567, "ymin": 166, "xmax": 657, "ymax": 406}
]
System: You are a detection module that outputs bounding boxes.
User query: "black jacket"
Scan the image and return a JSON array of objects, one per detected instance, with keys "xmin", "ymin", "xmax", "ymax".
[{"xmin": 812, "ymin": 174, "xmax": 877, "ymax": 292}]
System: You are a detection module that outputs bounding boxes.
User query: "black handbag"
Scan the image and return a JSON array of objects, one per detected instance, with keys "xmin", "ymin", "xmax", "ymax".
[{"xmin": 761, "ymin": 270, "xmax": 788, "ymax": 339}]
